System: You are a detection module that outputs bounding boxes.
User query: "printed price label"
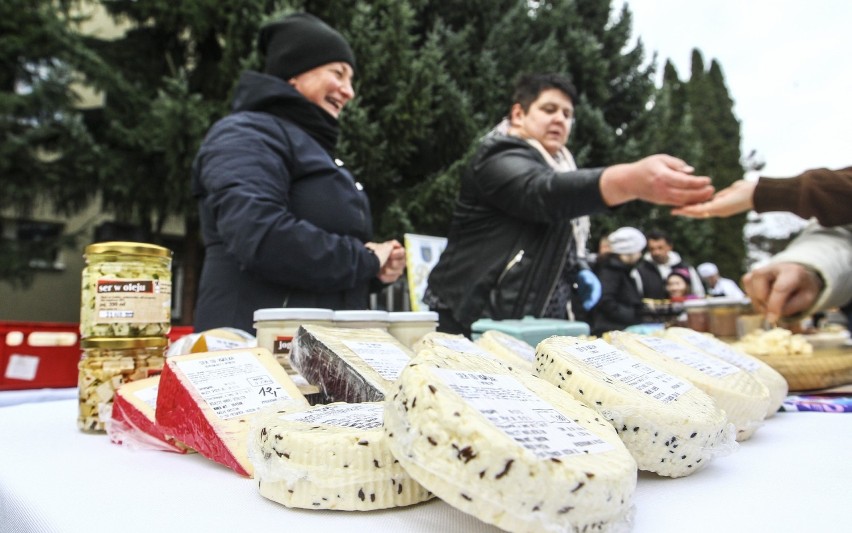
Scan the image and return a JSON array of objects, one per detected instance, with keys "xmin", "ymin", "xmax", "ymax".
[
  {"xmin": 636, "ymin": 336, "xmax": 741, "ymax": 378},
  {"xmin": 434, "ymin": 369, "xmax": 613, "ymax": 459},
  {"xmin": 434, "ymin": 338, "xmax": 497, "ymax": 358},
  {"xmin": 282, "ymin": 403, "xmax": 383, "ymax": 429},
  {"xmin": 176, "ymin": 352, "xmax": 295, "ymax": 420},
  {"xmin": 342, "ymin": 340, "xmax": 411, "ymax": 381},
  {"xmin": 563, "ymin": 339, "xmax": 692, "ymax": 403},
  {"xmin": 672, "ymin": 330, "xmax": 760, "ymax": 372},
  {"xmin": 132, "ymin": 383, "xmax": 159, "ymax": 410}
]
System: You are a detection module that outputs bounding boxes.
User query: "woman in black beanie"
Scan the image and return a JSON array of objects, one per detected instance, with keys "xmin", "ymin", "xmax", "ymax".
[{"xmin": 191, "ymin": 13, "xmax": 405, "ymax": 333}]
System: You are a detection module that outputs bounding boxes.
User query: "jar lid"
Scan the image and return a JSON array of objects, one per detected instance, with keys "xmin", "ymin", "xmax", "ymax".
[
  {"xmin": 706, "ymin": 296, "xmax": 749, "ymax": 307},
  {"xmin": 253, "ymin": 308, "xmax": 334, "ymax": 322},
  {"xmin": 80, "ymin": 336, "xmax": 169, "ymax": 349},
  {"xmin": 85, "ymin": 241, "xmax": 173, "ymax": 258},
  {"xmin": 333, "ymin": 310, "xmax": 389, "ymax": 322},
  {"xmin": 388, "ymin": 311, "xmax": 439, "ymax": 322},
  {"xmin": 682, "ymin": 299, "xmax": 710, "ymax": 309}
]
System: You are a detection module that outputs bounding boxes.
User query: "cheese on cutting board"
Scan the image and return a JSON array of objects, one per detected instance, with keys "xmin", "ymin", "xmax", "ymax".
[
  {"xmin": 384, "ymin": 347, "xmax": 637, "ymax": 533},
  {"xmin": 290, "ymin": 325, "xmax": 414, "ymax": 403},
  {"xmin": 608, "ymin": 331, "xmax": 770, "ymax": 441},
  {"xmin": 474, "ymin": 330, "xmax": 537, "ymax": 373},
  {"xmin": 250, "ymin": 402, "xmax": 433, "ymax": 510},
  {"xmin": 664, "ymin": 327, "xmax": 788, "ymax": 418},
  {"xmin": 536, "ymin": 336, "xmax": 734, "ymax": 478},
  {"xmin": 156, "ymin": 348, "xmax": 308, "ymax": 477},
  {"xmin": 109, "ymin": 376, "xmax": 191, "ymax": 453}
]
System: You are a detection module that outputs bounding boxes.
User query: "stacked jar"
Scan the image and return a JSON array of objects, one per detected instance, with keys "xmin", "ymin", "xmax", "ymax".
[
  {"xmin": 77, "ymin": 241, "xmax": 173, "ymax": 432},
  {"xmin": 253, "ymin": 308, "xmax": 335, "ymax": 374}
]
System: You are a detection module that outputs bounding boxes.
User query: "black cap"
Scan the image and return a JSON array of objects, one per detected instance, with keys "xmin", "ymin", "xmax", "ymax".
[{"xmin": 258, "ymin": 13, "xmax": 356, "ymax": 82}]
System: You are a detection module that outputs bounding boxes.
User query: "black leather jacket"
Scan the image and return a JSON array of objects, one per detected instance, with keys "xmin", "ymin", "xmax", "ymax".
[{"xmin": 425, "ymin": 135, "xmax": 610, "ymax": 330}]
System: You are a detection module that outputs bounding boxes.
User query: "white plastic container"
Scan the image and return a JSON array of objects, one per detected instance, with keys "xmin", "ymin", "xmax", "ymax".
[
  {"xmin": 253, "ymin": 308, "xmax": 334, "ymax": 372},
  {"xmin": 333, "ymin": 310, "xmax": 390, "ymax": 330},
  {"xmin": 387, "ymin": 311, "xmax": 439, "ymax": 348}
]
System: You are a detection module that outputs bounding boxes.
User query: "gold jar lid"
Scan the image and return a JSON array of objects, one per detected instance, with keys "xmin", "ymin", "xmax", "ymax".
[
  {"xmin": 80, "ymin": 336, "xmax": 169, "ymax": 349},
  {"xmin": 84, "ymin": 241, "xmax": 172, "ymax": 258}
]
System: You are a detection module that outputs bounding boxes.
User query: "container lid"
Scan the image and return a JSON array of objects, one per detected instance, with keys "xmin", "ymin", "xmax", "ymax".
[
  {"xmin": 253, "ymin": 308, "xmax": 334, "ymax": 322},
  {"xmin": 85, "ymin": 241, "xmax": 172, "ymax": 258},
  {"xmin": 333, "ymin": 310, "xmax": 389, "ymax": 322},
  {"xmin": 682, "ymin": 299, "xmax": 710, "ymax": 309},
  {"xmin": 387, "ymin": 311, "xmax": 439, "ymax": 323},
  {"xmin": 706, "ymin": 296, "xmax": 749, "ymax": 307},
  {"xmin": 80, "ymin": 336, "xmax": 169, "ymax": 349}
]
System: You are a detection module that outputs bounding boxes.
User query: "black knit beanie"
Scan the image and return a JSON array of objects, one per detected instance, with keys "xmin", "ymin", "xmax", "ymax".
[{"xmin": 258, "ymin": 13, "xmax": 356, "ymax": 82}]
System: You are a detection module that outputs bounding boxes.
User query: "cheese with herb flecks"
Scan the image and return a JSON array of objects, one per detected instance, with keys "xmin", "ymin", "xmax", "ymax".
[
  {"xmin": 664, "ymin": 327, "xmax": 788, "ymax": 417},
  {"xmin": 536, "ymin": 336, "xmax": 734, "ymax": 477},
  {"xmin": 290, "ymin": 325, "xmax": 414, "ymax": 403},
  {"xmin": 474, "ymin": 330, "xmax": 537, "ymax": 373},
  {"xmin": 250, "ymin": 402, "xmax": 432, "ymax": 510},
  {"xmin": 384, "ymin": 347, "xmax": 637, "ymax": 533},
  {"xmin": 109, "ymin": 376, "xmax": 191, "ymax": 453},
  {"xmin": 609, "ymin": 331, "xmax": 770, "ymax": 441},
  {"xmin": 156, "ymin": 348, "xmax": 308, "ymax": 476}
]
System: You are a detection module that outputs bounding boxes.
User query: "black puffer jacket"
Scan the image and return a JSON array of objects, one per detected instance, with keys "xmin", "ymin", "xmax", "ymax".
[
  {"xmin": 425, "ymin": 135, "xmax": 610, "ymax": 331},
  {"xmin": 592, "ymin": 254, "xmax": 645, "ymax": 335},
  {"xmin": 191, "ymin": 72, "xmax": 380, "ymax": 333}
]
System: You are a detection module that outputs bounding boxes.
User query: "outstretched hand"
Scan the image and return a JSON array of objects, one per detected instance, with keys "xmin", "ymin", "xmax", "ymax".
[
  {"xmin": 672, "ymin": 179, "xmax": 756, "ymax": 219},
  {"xmin": 600, "ymin": 154, "xmax": 715, "ymax": 207}
]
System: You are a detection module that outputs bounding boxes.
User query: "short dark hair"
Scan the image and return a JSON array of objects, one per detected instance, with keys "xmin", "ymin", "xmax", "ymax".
[
  {"xmin": 512, "ymin": 73, "xmax": 578, "ymax": 113},
  {"xmin": 646, "ymin": 229, "xmax": 672, "ymax": 244}
]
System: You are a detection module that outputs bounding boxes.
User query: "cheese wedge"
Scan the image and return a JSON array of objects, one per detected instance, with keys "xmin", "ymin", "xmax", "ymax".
[
  {"xmin": 536, "ymin": 336, "xmax": 734, "ymax": 477},
  {"xmin": 384, "ymin": 347, "xmax": 637, "ymax": 533},
  {"xmin": 156, "ymin": 348, "xmax": 308, "ymax": 476},
  {"xmin": 290, "ymin": 325, "xmax": 415, "ymax": 403},
  {"xmin": 664, "ymin": 327, "xmax": 788, "ymax": 418},
  {"xmin": 109, "ymin": 376, "xmax": 191, "ymax": 453},
  {"xmin": 609, "ymin": 331, "xmax": 770, "ymax": 441},
  {"xmin": 474, "ymin": 330, "xmax": 537, "ymax": 373},
  {"xmin": 250, "ymin": 402, "xmax": 433, "ymax": 510}
]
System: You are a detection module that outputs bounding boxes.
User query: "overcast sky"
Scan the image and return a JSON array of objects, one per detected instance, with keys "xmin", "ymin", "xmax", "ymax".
[{"xmin": 615, "ymin": 0, "xmax": 851, "ymax": 177}]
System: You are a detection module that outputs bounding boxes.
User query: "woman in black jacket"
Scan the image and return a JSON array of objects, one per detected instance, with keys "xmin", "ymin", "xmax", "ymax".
[
  {"xmin": 591, "ymin": 227, "xmax": 648, "ymax": 336},
  {"xmin": 192, "ymin": 14, "xmax": 405, "ymax": 333}
]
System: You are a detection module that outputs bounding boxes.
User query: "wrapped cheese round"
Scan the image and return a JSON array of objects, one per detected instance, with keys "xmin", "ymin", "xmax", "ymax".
[
  {"xmin": 250, "ymin": 402, "xmax": 432, "ymax": 511},
  {"xmin": 384, "ymin": 345, "xmax": 637, "ymax": 533},
  {"xmin": 536, "ymin": 336, "xmax": 735, "ymax": 477}
]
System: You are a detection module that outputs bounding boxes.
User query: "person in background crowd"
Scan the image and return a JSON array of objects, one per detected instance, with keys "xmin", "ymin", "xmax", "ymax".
[
  {"xmin": 592, "ymin": 227, "xmax": 651, "ymax": 335},
  {"xmin": 424, "ymin": 73, "xmax": 714, "ymax": 337},
  {"xmin": 191, "ymin": 13, "xmax": 405, "ymax": 333},
  {"xmin": 673, "ymin": 165, "xmax": 852, "ymax": 323},
  {"xmin": 697, "ymin": 262, "xmax": 745, "ymax": 298},
  {"xmin": 643, "ymin": 229, "xmax": 706, "ymax": 298},
  {"xmin": 672, "ymin": 166, "xmax": 852, "ymax": 227},
  {"xmin": 665, "ymin": 268, "xmax": 696, "ymax": 301}
]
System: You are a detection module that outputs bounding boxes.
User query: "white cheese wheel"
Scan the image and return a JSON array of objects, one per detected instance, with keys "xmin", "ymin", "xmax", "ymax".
[
  {"xmin": 291, "ymin": 325, "xmax": 414, "ymax": 403},
  {"xmin": 250, "ymin": 402, "xmax": 433, "ymax": 510},
  {"xmin": 608, "ymin": 331, "xmax": 771, "ymax": 441},
  {"xmin": 664, "ymin": 327, "xmax": 788, "ymax": 418},
  {"xmin": 536, "ymin": 336, "xmax": 735, "ymax": 477},
  {"xmin": 474, "ymin": 330, "xmax": 537, "ymax": 373},
  {"xmin": 384, "ymin": 347, "xmax": 637, "ymax": 533}
]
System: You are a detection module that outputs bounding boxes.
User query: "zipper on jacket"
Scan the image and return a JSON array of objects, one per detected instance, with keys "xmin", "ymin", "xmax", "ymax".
[{"xmin": 496, "ymin": 249, "xmax": 525, "ymax": 287}]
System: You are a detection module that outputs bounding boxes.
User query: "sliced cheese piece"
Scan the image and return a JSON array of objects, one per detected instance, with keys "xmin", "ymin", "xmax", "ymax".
[
  {"xmin": 290, "ymin": 325, "xmax": 414, "ymax": 403},
  {"xmin": 156, "ymin": 348, "xmax": 308, "ymax": 476},
  {"xmin": 384, "ymin": 347, "xmax": 637, "ymax": 533},
  {"xmin": 191, "ymin": 327, "xmax": 255, "ymax": 353},
  {"xmin": 664, "ymin": 327, "xmax": 788, "ymax": 418},
  {"xmin": 609, "ymin": 331, "xmax": 770, "ymax": 441},
  {"xmin": 536, "ymin": 336, "xmax": 735, "ymax": 477},
  {"xmin": 474, "ymin": 330, "xmax": 537, "ymax": 373},
  {"xmin": 109, "ymin": 376, "xmax": 191, "ymax": 453},
  {"xmin": 250, "ymin": 402, "xmax": 433, "ymax": 510}
]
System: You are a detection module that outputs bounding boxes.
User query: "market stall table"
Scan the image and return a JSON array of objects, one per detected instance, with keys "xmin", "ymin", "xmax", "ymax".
[{"xmin": 1, "ymin": 399, "xmax": 849, "ymax": 533}]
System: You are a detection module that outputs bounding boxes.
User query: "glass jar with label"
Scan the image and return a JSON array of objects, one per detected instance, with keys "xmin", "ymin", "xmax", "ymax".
[
  {"xmin": 77, "ymin": 336, "xmax": 168, "ymax": 432},
  {"xmin": 253, "ymin": 308, "xmax": 334, "ymax": 373},
  {"xmin": 80, "ymin": 241, "xmax": 173, "ymax": 338}
]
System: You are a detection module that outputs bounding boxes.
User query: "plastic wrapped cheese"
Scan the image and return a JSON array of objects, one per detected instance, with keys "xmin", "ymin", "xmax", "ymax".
[
  {"xmin": 536, "ymin": 336, "xmax": 735, "ymax": 477},
  {"xmin": 249, "ymin": 402, "xmax": 433, "ymax": 510},
  {"xmin": 608, "ymin": 331, "xmax": 770, "ymax": 441},
  {"xmin": 664, "ymin": 327, "xmax": 788, "ymax": 418},
  {"xmin": 384, "ymin": 346, "xmax": 637, "ymax": 533},
  {"xmin": 474, "ymin": 330, "xmax": 537, "ymax": 373},
  {"xmin": 156, "ymin": 348, "xmax": 308, "ymax": 476},
  {"xmin": 290, "ymin": 325, "xmax": 415, "ymax": 403},
  {"xmin": 108, "ymin": 376, "xmax": 191, "ymax": 453}
]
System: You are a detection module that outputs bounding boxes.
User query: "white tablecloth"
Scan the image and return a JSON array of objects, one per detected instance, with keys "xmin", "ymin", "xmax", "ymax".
[{"xmin": 0, "ymin": 400, "xmax": 849, "ymax": 533}]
